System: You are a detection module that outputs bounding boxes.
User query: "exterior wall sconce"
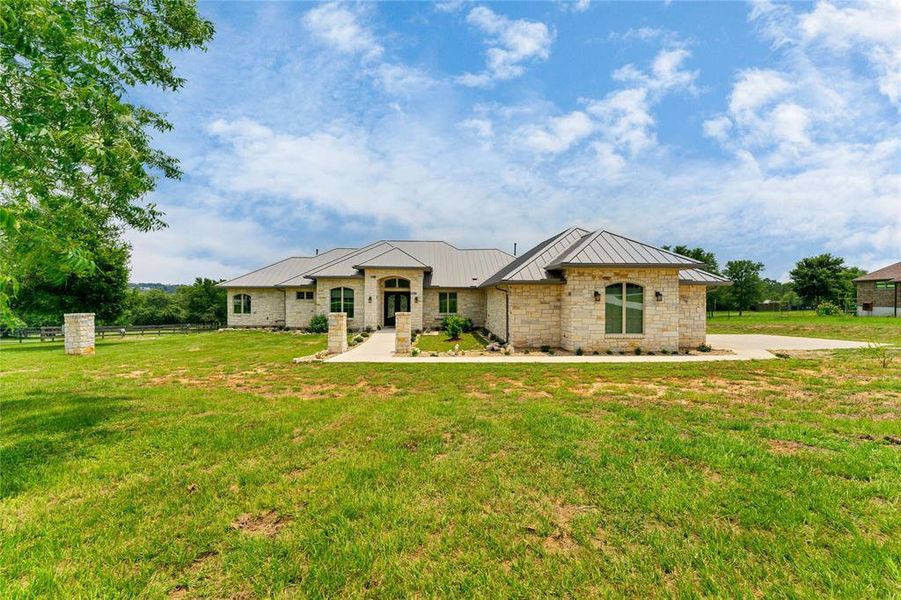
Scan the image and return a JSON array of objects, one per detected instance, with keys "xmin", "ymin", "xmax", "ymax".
[
  {"xmin": 368, "ymin": 296, "xmax": 373, "ymax": 303},
  {"xmin": 655, "ymin": 291, "xmax": 663, "ymax": 302},
  {"xmin": 593, "ymin": 291, "xmax": 601, "ymax": 302},
  {"xmin": 414, "ymin": 296, "xmax": 419, "ymax": 303}
]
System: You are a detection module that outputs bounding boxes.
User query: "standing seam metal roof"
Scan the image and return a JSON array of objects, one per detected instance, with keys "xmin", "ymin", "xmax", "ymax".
[
  {"xmin": 479, "ymin": 227, "xmax": 589, "ymax": 286},
  {"xmin": 678, "ymin": 268, "xmax": 732, "ymax": 285},
  {"xmin": 547, "ymin": 230, "xmax": 702, "ymax": 268},
  {"xmin": 216, "ymin": 248, "xmax": 356, "ymax": 288}
]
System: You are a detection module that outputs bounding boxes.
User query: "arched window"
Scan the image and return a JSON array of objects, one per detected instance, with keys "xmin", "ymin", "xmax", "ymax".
[
  {"xmin": 605, "ymin": 283, "xmax": 643, "ymax": 334},
  {"xmin": 383, "ymin": 278, "xmax": 410, "ymax": 289},
  {"xmin": 330, "ymin": 287, "xmax": 355, "ymax": 318},
  {"xmin": 233, "ymin": 293, "xmax": 252, "ymax": 315}
]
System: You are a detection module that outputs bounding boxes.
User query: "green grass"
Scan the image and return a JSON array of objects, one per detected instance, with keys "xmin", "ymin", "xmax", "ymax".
[
  {"xmin": 708, "ymin": 310, "xmax": 901, "ymax": 345},
  {"xmin": 415, "ymin": 331, "xmax": 486, "ymax": 352},
  {"xmin": 2, "ymin": 330, "xmax": 899, "ymax": 597}
]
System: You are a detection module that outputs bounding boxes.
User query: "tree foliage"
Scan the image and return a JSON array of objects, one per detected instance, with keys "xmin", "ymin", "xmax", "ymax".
[
  {"xmin": 724, "ymin": 260, "xmax": 764, "ymax": 315},
  {"xmin": 789, "ymin": 254, "xmax": 854, "ymax": 306},
  {"xmin": 120, "ymin": 278, "xmax": 225, "ymax": 326},
  {"xmin": 0, "ymin": 0, "xmax": 214, "ymax": 325},
  {"xmin": 663, "ymin": 245, "xmax": 720, "ymax": 274}
]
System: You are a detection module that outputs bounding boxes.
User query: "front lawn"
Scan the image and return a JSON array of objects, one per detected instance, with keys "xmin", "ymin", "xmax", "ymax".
[
  {"xmin": 415, "ymin": 330, "xmax": 486, "ymax": 352},
  {"xmin": 2, "ymin": 331, "xmax": 899, "ymax": 597},
  {"xmin": 708, "ymin": 310, "xmax": 901, "ymax": 344}
]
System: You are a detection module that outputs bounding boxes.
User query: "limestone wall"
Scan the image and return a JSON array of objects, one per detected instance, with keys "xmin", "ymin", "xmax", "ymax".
[
  {"xmin": 395, "ymin": 312, "xmax": 412, "ymax": 353},
  {"xmin": 422, "ymin": 288, "xmax": 486, "ymax": 328},
  {"xmin": 485, "ymin": 287, "xmax": 508, "ymax": 341},
  {"xmin": 506, "ymin": 284, "xmax": 563, "ymax": 348},
  {"xmin": 315, "ymin": 278, "xmax": 365, "ymax": 331},
  {"xmin": 561, "ymin": 268, "xmax": 681, "ymax": 353},
  {"xmin": 284, "ymin": 287, "xmax": 318, "ymax": 329},
  {"xmin": 362, "ymin": 269, "xmax": 426, "ymax": 331},
  {"xmin": 679, "ymin": 284, "xmax": 707, "ymax": 349},
  {"xmin": 226, "ymin": 288, "xmax": 285, "ymax": 327},
  {"xmin": 64, "ymin": 313, "xmax": 95, "ymax": 355},
  {"xmin": 328, "ymin": 312, "xmax": 348, "ymax": 354}
]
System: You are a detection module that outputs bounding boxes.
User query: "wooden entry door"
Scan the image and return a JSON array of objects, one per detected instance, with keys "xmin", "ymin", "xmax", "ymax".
[{"xmin": 383, "ymin": 292, "xmax": 410, "ymax": 327}]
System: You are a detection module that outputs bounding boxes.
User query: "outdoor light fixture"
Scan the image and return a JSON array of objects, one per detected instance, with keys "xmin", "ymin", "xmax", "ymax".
[
  {"xmin": 368, "ymin": 296, "xmax": 373, "ymax": 303},
  {"xmin": 593, "ymin": 291, "xmax": 601, "ymax": 302},
  {"xmin": 656, "ymin": 291, "xmax": 663, "ymax": 302},
  {"xmin": 414, "ymin": 296, "xmax": 419, "ymax": 303}
]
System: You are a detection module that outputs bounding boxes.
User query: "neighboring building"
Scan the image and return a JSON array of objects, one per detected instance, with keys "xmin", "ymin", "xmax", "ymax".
[
  {"xmin": 218, "ymin": 227, "xmax": 731, "ymax": 352},
  {"xmin": 853, "ymin": 262, "xmax": 900, "ymax": 317}
]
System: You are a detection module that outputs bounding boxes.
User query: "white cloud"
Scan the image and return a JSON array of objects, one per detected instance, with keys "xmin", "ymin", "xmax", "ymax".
[
  {"xmin": 303, "ymin": 3, "xmax": 383, "ymax": 61},
  {"xmin": 702, "ymin": 115, "xmax": 732, "ymax": 141},
  {"xmin": 728, "ymin": 69, "xmax": 792, "ymax": 117},
  {"xmin": 459, "ymin": 117, "xmax": 494, "ymax": 138},
  {"xmin": 456, "ymin": 6, "xmax": 553, "ymax": 86},
  {"xmin": 518, "ymin": 111, "xmax": 594, "ymax": 153}
]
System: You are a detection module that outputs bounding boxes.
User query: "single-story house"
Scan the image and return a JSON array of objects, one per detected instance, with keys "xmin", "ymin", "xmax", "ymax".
[
  {"xmin": 853, "ymin": 261, "xmax": 900, "ymax": 317},
  {"xmin": 218, "ymin": 227, "xmax": 731, "ymax": 352}
]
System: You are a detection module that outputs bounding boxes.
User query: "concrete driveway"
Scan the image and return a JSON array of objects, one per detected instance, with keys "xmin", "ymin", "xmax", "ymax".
[{"xmin": 324, "ymin": 332, "xmax": 871, "ymax": 363}]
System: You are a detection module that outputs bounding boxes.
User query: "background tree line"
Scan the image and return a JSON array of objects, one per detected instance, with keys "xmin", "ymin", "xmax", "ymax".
[{"xmin": 664, "ymin": 245, "xmax": 865, "ymax": 315}]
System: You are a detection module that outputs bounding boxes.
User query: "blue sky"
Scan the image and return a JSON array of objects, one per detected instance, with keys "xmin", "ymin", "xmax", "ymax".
[{"xmin": 128, "ymin": 1, "xmax": 900, "ymax": 283}]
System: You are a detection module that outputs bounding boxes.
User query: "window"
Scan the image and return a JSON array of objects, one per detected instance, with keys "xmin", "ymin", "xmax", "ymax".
[
  {"xmin": 233, "ymin": 294, "xmax": 251, "ymax": 314},
  {"xmin": 439, "ymin": 292, "xmax": 458, "ymax": 314},
  {"xmin": 296, "ymin": 290, "xmax": 314, "ymax": 300},
  {"xmin": 384, "ymin": 278, "xmax": 410, "ymax": 289},
  {"xmin": 330, "ymin": 287, "xmax": 354, "ymax": 318},
  {"xmin": 875, "ymin": 281, "xmax": 893, "ymax": 289},
  {"xmin": 605, "ymin": 283, "xmax": 643, "ymax": 334}
]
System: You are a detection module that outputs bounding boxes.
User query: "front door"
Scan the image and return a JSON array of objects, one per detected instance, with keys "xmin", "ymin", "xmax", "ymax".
[{"xmin": 383, "ymin": 292, "xmax": 410, "ymax": 327}]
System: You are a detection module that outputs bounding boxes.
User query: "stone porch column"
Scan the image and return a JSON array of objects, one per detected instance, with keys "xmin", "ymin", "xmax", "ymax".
[
  {"xmin": 328, "ymin": 312, "xmax": 348, "ymax": 354},
  {"xmin": 64, "ymin": 313, "xmax": 95, "ymax": 355},
  {"xmin": 395, "ymin": 312, "xmax": 411, "ymax": 353}
]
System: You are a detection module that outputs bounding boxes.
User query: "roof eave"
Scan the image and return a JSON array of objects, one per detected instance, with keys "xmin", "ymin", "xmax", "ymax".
[{"xmin": 549, "ymin": 261, "xmax": 701, "ymax": 269}]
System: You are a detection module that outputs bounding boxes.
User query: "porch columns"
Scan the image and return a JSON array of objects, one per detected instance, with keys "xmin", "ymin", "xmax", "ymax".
[
  {"xmin": 64, "ymin": 313, "xmax": 95, "ymax": 355},
  {"xmin": 395, "ymin": 312, "xmax": 412, "ymax": 354},
  {"xmin": 328, "ymin": 312, "xmax": 348, "ymax": 354}
]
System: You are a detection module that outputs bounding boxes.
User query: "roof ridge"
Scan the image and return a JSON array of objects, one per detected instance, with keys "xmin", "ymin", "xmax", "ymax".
[
  {"xmin": 354, "ymin": 245, "xmax": 429, "ymax": 268},
  {"xmin": 218, "ymin": 256, "xmax": 303, "ymax": 287},
  {"xmin": 300, "ymin": 240, "xmax": 388, "ymax": 277}
]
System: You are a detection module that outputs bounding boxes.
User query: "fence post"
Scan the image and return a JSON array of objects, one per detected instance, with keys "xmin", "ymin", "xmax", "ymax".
[{"xmin": 64, "ymin": 313, "xmax": 95, "ymax": 355}]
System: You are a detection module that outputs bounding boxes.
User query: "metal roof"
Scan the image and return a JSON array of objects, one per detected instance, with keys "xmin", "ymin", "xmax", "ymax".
[
  {"xmin": 679, "ymin": 268, "xmax": 732, "ymax": 286},
  {"xmin": 353, "ymin": 247, "xmax": 430, "ymax": 270},
  {"xmin": 547, "ymin": 230, "xmax": 702, "ymax": 269},
  {"xmin": 216, "ymin": 248, "xmax": 356, "ymax": 288},
  {"xmin": 480, "ymin": 227, "xmax": 589, "ymax": 286},
  {"xmin": 388, "ymin": 241, "xmax": 513, "ymax": 287},
  {"xmin": 853, "ymin": 261, "xmax": 901, "ymax": 282}
]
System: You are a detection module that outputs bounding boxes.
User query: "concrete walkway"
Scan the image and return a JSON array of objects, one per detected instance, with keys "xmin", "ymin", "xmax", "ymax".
[{"xmin": 324, "ymin": 332, "xmax": 870, "ymax": 364}]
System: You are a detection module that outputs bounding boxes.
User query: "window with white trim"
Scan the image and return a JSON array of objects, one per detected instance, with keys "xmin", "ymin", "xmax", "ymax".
[
  {"xmin": 330, "ymin": 287, "xmax": 354, "ymax": 318},
  {"xmin": 233, "ymin": 293, "xmax": 252, "ymax": 314},
  {"xmin": 439, "ymin": 292, "xmax": 457, "ymax": 314},
  {"xmin": 605, "ymin": 283, "xmax": 643, "ymax": 334}
]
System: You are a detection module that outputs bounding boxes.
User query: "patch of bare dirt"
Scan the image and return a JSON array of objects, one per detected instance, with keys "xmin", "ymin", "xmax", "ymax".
[
  {"xmin": 542, "ymin": 502, "xmax": 596, "ymax": 555},
  {"xmin": 230, "ymin": 510, "xmax": 291, "ymax": 537},
  {"xmin": 767, "ymin": 439, "xmax": 824, "ymax": 455}
]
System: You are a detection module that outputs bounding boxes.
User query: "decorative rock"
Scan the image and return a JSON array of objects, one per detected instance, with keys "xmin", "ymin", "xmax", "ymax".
[
  {"xmin": 64, "ymin": 313, "xmax": 95, "ymax": 355},
  {"xmin": 328, "ymin": 313, "xmax": 348, "ymax": 354},
  {"xmin": 503, "ymin": 344, "xmax": 514, "ymax": 356},
  {"xmin": 395, "ymin": 312, "xmax": 412, "ymax": 353}
]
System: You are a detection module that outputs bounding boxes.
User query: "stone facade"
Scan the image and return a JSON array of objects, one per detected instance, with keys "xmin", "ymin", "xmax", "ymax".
[
  {"xmin": 315, "ymin": 278, "xmax": 365, "ymax": 331},
  {"xmin": 856, "ymin": 281, "xmax": 899, "ymax": 317},
  {"xmin": 395, "ymin": 312, "xmax": 412, "ymax": 353},
  {"xmin": 64, "ymin": 313, "xmax": 95, "ymax": 355},
  {"xmin": 362, "ymin": 269, "xmax": 426, "ymax": 331},
  {"xmin": 485, "ymin": 287, "xmax": 507, "ymax": 341},
  {"xmin": 422, "ymin": 287, "xmax": 486, "ymax": 329},
  {"xmin": 506, "ymin": 284, "xmax": 563, "ymax": 348},
  {"xmin": 328, "ymin": 313, "xmax": 348, "ymax": 354},
  {"xmin": 285, "ymin": 287, "xmax": 318, "ymax": 329},
  {"xmin": 679, "ymin": 285, "xmax": 707, "ymax": 349},
  {"xmin": 227, "ymin": 287, "xmax": 286, "ymax": 327}
]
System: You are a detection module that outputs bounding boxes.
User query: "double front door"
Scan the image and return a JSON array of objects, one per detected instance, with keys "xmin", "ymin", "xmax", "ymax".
[{"xmin": 383, "ymin": 292, "xmax": 410, "ymax": 327}]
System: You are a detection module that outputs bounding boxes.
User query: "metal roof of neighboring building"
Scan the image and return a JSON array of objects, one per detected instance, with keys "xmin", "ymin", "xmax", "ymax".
[
  {"xmin": 547, "ymin": 230, "xmax": 702, "ymax": 269},
  {"xmin": 216, "ymin": 248, "xmax": 356, "ymax": 288},
  {"xmin": 853, "ymin": 261, "xmax": 901, "ymax": 282},
  {"xmin": 679, "ymin": 268, "xmax": 732, "ymax": 286},
  {"xmin": 480, "ymin": 227, "xmax": 589, "ymax": 286}
]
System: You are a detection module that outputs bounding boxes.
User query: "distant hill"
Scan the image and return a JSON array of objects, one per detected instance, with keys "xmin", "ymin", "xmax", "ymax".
[{"xmin": 129, "ymin": 283, "xmax": 182, "ymax": 293}]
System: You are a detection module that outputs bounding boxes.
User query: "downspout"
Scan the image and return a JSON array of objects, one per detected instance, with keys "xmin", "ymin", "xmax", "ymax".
[
  {"xmin": 495, "ymin": 285, "xmax": 511, "ymax": 343},
  {"xmin": 282, "ymin": 288, "xmax": 287, "ymax": 328}
]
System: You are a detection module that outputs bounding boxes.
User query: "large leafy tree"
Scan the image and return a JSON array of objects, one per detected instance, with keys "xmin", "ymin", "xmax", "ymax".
[
  {"xmin": 789, "ymin": 254, "xmax": 849, "ymax": 306},
  {"xmin": 0, "ymin": 0, "xmax": 214, "ymax": 326},
  {"xmin": 663, "ymin": 245, "xmax": 720, "ymax": 274},
  {"xmin": 724, "ymin": 260, "xmax": 764, "ymax": 316},
  {"xmin": 176, "ymin": 277, "xmax": 226, "ymax": 324}
]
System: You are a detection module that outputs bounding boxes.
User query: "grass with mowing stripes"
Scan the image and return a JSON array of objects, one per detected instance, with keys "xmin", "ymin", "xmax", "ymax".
[
  {"xmin": 708, "ymin": 310, "xmax": 900, "ymax": 344},
  {"xmin": 1, "ymin": 330, "xmax": 898, "ymax": 597}
]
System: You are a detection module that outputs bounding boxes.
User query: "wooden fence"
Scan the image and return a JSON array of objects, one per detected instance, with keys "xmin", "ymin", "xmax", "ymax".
[{"xmin": 5, "ymin": 323, "xmax": 219, "ymax": 342}]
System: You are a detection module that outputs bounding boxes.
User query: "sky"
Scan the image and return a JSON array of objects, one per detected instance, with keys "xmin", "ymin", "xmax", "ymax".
[{"xmin": 127, "ymin": 0, "xmax": 901, "ymax": 283}]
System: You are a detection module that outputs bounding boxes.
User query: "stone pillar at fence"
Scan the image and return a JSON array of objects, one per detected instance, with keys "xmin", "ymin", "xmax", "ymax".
[
  {"xmin": 328, "ymin": 312, "xmax": 348, "ymax": 354},
  {"xmin": 64, "ymin": 313, "xmax": 95, "ymax": 355},
  {"xmin": 395, "ymin": 312, "xmax": 412, "ymax": 354}
]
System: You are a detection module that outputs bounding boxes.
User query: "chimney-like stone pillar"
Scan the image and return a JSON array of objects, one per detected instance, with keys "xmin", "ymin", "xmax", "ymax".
[
  {"xmin": 395, "ymin": 312, "xmax": 411, "ymax": 354},
  {"xmin": 328, "ymin": 312, "xmax": 348, "ymax": 354},
  {"xmin": 64, "ymin": 313, "xmax": 95, "ymax": 355}
]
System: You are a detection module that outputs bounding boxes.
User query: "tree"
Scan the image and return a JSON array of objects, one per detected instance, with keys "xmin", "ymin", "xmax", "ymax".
[
  {"xmin": 176, "ymin": 278, "xmax": 226, "ymax": 324},
  {"xmin": 122, "ymin": 289, "xmax": 184, "ymax": 326},
  {"xmin": 0, "ymin": 0, "xmax": 214, "ymax": 326},
  {"xmin": 663, "ymin": 245, "xmax": 720, "ymax": 274},
  {"xmin": 724, "ymin": 260, "xmax": 764, "ymax": 315},
  {"xmin": 7, "ymin": 207, "xmax": 130, "ymax": 326},
  {"xmin": 789, "ymin": 254, "xmax": 847, "ymax": 306}
]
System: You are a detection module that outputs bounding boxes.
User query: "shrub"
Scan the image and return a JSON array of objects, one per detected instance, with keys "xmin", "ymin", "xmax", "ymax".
[
  {"xmin": 816, "ymin": 301, "xmax": 843, "ymax": 316},
  {"xmin": 309, "ymin": 314, "xmax": 328, "ymax": 333},
  {"xmin": 411, "ymin": 347, "xmax": 421, "ymax": 357},
  {"xmin": 361, "ymin": 331, "xmax": 370, "ymax": 338},
  {"xmin": 697, "ymin": 343, "xmax": 712, "ymax": 352},
  {"xmin": 634, "ymin": 347, "xmax": 642, "ymax": 355},
  {"xmin": 352, "ymin": 334, "xmax": 364, "ymax": 344},
  {"xmin": 540, "ymin": 345, "xmax": 551, "ymax": 353},
  {"xmin": 575, "ymin": 347, "xmax": 583, "ymax": 356},
  {"xmin": 442, "ymin": 315, "xmax": 467, "ymax": 340}
]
